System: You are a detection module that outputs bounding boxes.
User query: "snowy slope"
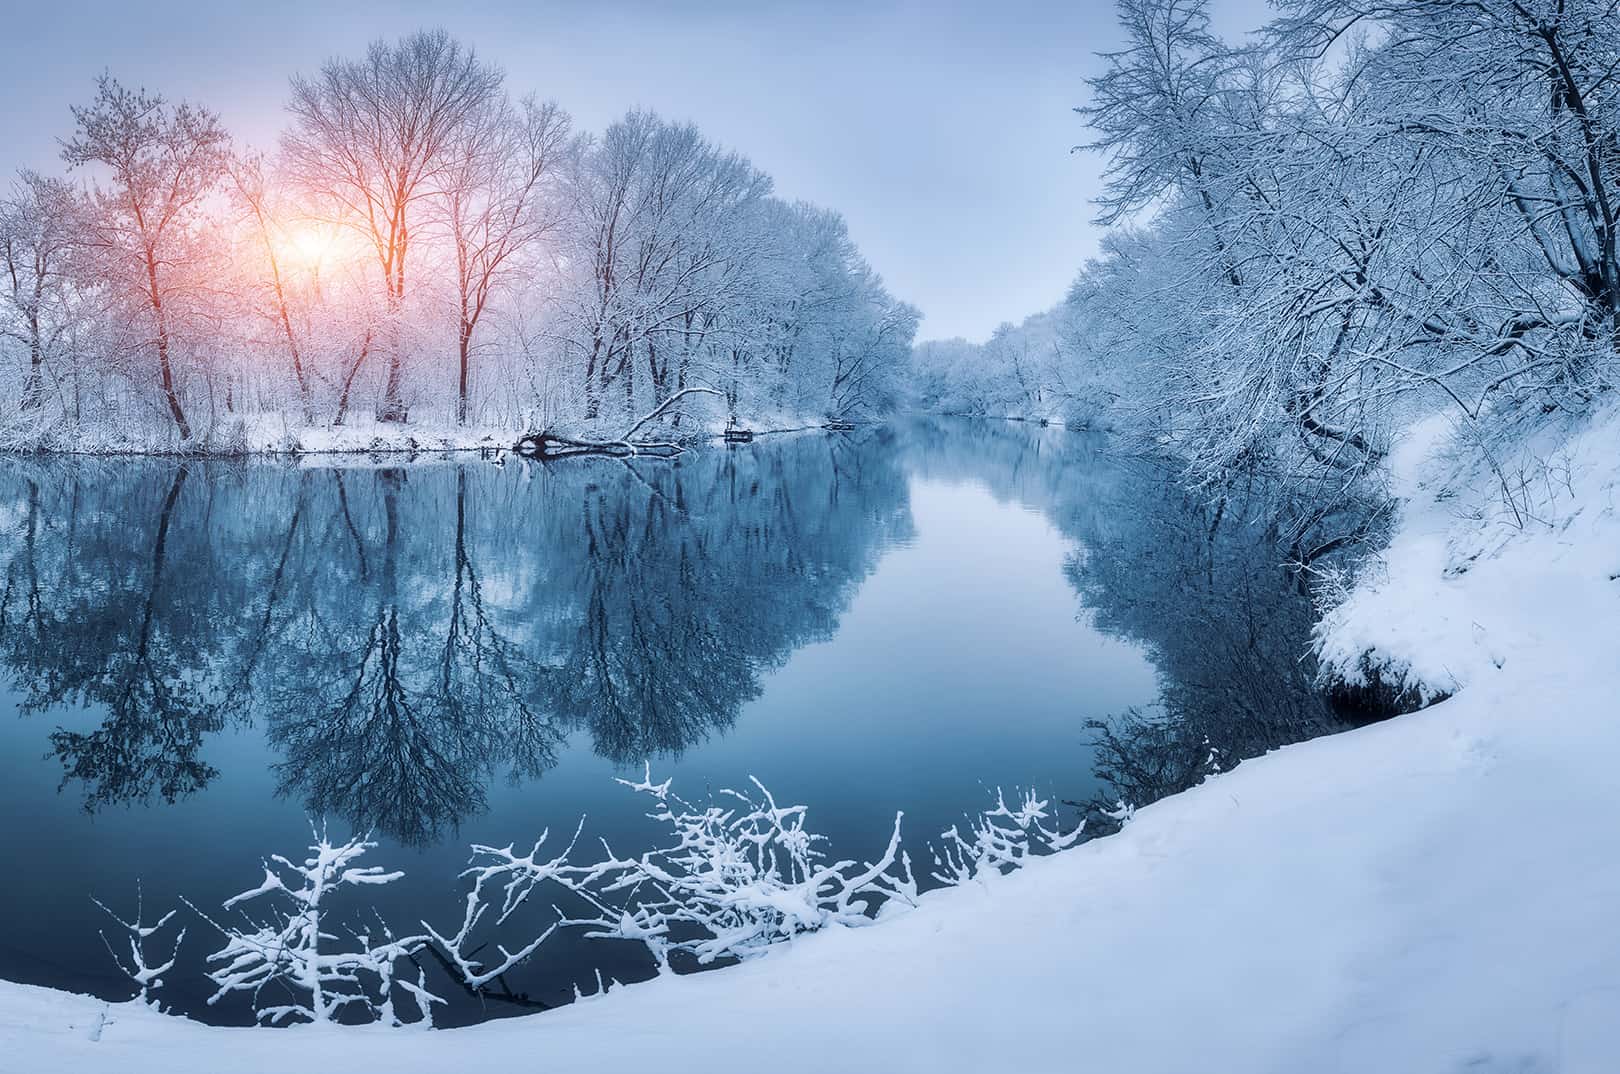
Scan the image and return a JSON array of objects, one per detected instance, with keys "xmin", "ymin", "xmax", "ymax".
[{"xmin": 3, "ymin": 409, "xmax": 1618, "ymax": 1074}]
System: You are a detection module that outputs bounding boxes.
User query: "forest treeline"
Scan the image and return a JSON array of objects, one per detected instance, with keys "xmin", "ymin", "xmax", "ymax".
[
  {"xmin": 0, "ymin": 31, "xmax": 918, "ymax": 451},
  {"xmin": 916, "ymin": 0, "xmax": 1620, "ymax": 559}
]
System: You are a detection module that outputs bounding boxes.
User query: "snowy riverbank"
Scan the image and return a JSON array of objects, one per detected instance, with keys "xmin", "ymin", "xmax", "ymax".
[
  {"xmin": 0, "ymin": 410, "xmax": 839, "ymax": 459},
  {"xmin": 3, "ymin": 406, "xmax": 1618, "ymax": 1073}
]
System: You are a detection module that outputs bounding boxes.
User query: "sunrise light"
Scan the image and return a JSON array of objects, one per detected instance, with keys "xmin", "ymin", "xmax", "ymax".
[{"xmin": 276, "ymin": 220, "xmax": 344, "ymax": 274}]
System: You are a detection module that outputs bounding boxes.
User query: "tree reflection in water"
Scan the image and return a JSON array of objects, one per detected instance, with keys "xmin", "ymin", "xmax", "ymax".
[
  {"xmin": 902, "ymin": 418, "xmax": 1373, "ymax": 826},
  {"xmin": 0, "ymin": 464, "xmax": 223, "ymax": 809},
  {"xmin": 0, "ymin": 421, "xmax": 1367, "ymax": 848},
  {"xmin": 0, "ymin": 430, "xmax": 912, "ymax": 845}
]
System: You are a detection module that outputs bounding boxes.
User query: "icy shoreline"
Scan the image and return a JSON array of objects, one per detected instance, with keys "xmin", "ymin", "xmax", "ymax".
[{"xmin": 3, "ymin": 407, "xmax": 1618, "ymax": 1072}]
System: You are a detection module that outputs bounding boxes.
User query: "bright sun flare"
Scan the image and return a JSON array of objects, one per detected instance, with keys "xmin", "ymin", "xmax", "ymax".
[{"xmin": 283, "ymin": 224, "xmax": 334, "ymax": 267}]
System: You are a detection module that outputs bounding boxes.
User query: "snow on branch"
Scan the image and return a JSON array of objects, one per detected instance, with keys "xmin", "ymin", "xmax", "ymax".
[
  {"xmin": 189, "ymin": 823, "xmax": 442, "ymax": 1026},
  {"xmin": 111, "ymin": 774, "xmax": 1096, "ymax": 1026},
  {"xmin": 424, "ymin": 819, "xmax": 588, "ymax": 990},
  {"xmin": 432, "ymin": 766, "xmax": 919, "ymax": 985},
  {"xmin": 92, "ymin": 882, "xmax": 185, "ymax": 1009},
  {"xmin": 931, "ymin": 788, "xmax": 1085, "ymax": 886},
  {"xmin": 569, "ymin": 765, "xmax": 918, "ymax": 968}
]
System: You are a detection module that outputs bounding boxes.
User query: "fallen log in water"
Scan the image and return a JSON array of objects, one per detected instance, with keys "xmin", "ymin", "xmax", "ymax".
[
  {"xmin": 513, "ymin": 432, "xmax": 683, "ymax": 459},
  {"xmin": 513, "ymin": 387, "xmax": 723, "ymax": 460}
]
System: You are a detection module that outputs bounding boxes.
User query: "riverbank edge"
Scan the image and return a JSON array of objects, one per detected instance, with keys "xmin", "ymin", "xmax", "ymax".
[{"xmin": 0, "ymin": 419, "xmax": 852, "ymax": 461}]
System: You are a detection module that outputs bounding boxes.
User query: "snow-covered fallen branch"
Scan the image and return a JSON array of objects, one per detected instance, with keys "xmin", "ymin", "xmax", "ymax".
[
  {"xmin": 433, "ymin": 766, "xmax": 919, "ymax": 985},
  {"xmin": 92, "ymin": 883, "xmax": 185, "ymax": 1009},
  {"xmin": 514, "ymin": 387, "xmax": 724, "ymax": 459},
  {"xmin": 118, "ymin": 774, "xmax": 1095, "ymax": 1027},
  {"xmin": 425, "ymin": 820, "xmax": 588, "ymax": 990},
  {"xmin": 569, "ymin": 766, "xmax": 918, "ymax": 968},
  {"xmin": 931, "ymin": 788, "xmax": 1084, "ymax": 885},
  {"xmin": 187, "ymin": 826, "xmax": 443, "ymax": 1026}
]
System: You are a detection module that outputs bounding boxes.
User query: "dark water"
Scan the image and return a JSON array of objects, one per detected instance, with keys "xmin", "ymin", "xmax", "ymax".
[{"xmin": 0, "ymin": 419, "xmax": 1352, "ymax": 1025}]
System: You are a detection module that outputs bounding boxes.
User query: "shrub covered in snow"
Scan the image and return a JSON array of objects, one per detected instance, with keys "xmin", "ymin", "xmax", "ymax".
[
  {"xmin": 931, "ymin": 788, "xmax": 1084, "ymax": 885},
  {"xmin": 131, "ymin": 772, "xmax": 1098, "ymax": 1025},
  {"xmin": 570, "ymin": 766, "xmax": 918, "ymax": 968},
  {"xmin": 426, "ymin": 821, "xmax": 589, "ymax": 990},
  {"xmin": 432, "ymin": 767, "xmax": 919, "ymax": 984},
  {"xmin": 189, "ymin": 828, "xmax": 443, "ymax": 1026}
]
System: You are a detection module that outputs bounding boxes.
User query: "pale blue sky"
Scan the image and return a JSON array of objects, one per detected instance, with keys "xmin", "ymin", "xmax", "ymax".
[{"xmin": 0, "ymin": 1, "xmax": 1268, "ymax": 342}]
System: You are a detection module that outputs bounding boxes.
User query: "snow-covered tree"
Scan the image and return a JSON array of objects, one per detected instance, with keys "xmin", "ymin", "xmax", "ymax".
[
  {"xmin": 434, "ymin": 95, "xmax": 572, "ymax": 424},
  {"xmin": 9, "ymin": 33, "xmax": 917, "ymax": 447},
  {"xmin": 61, "ymin": 75, "xmax": 230, "ymax": 443},
  {"xmin": 283, "ymin": 30, "xmax": 504, "ymax": 423},
  {"xmin": 0, "ymin": 171, "xmax": 86, "ymax": 417},
  {"xmin": 915, "ymin": 0, "xmax": 1620, "ymax": 551}
]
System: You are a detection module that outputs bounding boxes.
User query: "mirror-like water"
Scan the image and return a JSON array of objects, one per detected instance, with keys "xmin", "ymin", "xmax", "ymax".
[{"xmin": 0, "ymin": 419, "xmax": 1352, "ymax": 1025}]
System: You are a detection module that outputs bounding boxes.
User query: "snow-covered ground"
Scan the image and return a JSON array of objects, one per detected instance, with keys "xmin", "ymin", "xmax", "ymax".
[
  {"xmin": 6, "ymin": 407, "xmax": 836, "ymax": 458},
  {"xmin": 3, "ymin": 406, "xmax": 1618, "ymax": 1073}
]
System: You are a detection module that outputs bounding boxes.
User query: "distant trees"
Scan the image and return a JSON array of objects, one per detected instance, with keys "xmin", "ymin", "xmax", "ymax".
[
  {"xmin": 437, "ymin": 96, "xmax": 571, "ymax": 424},
  {"xmin": 910, "ymin": 311, "xmax": 1083, "ymax": 424},
  {"xmin": 0, "ymin": 172, "xmax": 82, "ymax": 411},
  {"xmin": 0, "ymin": 30, "xmax": 915, "ymax": 450}
]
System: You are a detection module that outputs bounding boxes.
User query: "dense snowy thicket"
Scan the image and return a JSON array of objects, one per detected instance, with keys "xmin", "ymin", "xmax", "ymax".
[
  {"xmin": 0, "ymin": 32, "xmax": 918, "ymax": 453},
  {"xmin": 914, "ymin": 0, "xmax": 1620, "ymax": 557}
]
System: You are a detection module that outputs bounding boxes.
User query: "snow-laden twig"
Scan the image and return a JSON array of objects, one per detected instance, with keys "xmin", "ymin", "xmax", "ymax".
[
  {"xmin": 931, "ymin": 788, "xmax": 1085, "ymax": 885},
  {"xmin": 424, "ymin": 819, "xmax": 588, "ymax": 989},
  {"xmin": 92, "ymin": 882, "xmax": 185, "ymax": 1009},
  {"xmin": 190, "ymin": 823, "xmax": 441, "ymax": 1026},
  {"xmin": 570, "ymin": 764, "xmax": 917, "ymax": 967},
  {"xmin": 435, "ymin": 765, "xmax": 917, "ymax": 981},
  {"xmin": 1103, "ymin": 799, "xmax": 1136, "ymax": 827}
]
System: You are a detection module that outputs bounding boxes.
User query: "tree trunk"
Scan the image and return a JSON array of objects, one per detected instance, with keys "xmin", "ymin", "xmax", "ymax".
[
  {"xmin": 334, "ymin": 328, "xmax": 375, "ymax": 427},
  {"xmin": 378, "ymin": 256, "xmax": 408, "ymax": 423},
  {"xmin": 20, "ymin": 317, "xmax": 43, "ymax": 410},
  {"xmin": 458, "ymin": 318, "xmax": 472, "ymax": 425},
  {"xmin": 584, "ymin": 336, "xmax": 602, "ymax": 420},
  {"xmin": 145, "ymin": 250, "xmax": 191, "ymax": 441}
]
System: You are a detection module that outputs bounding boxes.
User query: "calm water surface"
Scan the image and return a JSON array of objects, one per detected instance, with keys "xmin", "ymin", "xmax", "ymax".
[{"xmin": 0, "ymin": 419, "xmax": 1349, "ymax": 1025}]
